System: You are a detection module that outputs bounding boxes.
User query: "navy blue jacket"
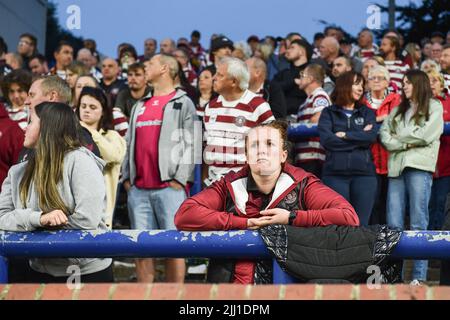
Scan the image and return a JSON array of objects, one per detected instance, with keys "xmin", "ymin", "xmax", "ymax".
[{"xmin": 318, "ymin": 104, "xmax": 378, "ymax": 176}]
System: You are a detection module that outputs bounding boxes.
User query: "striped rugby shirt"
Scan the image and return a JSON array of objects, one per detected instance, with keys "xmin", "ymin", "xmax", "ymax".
[
  {"xmin": 295, "ymin": 87, "xmax": 331, "ymax": 164},
  {"xmin": 444, "ymin": 73, "xmax": 450, "ymax": 95},
  {"xmin": 351, "ymin": 45, "xmax": 379, "ymax": 63},
  {"xmin": 5, "ymin": 105, "xmax": 28, "ymax": 131},
  {"xmin": 384, "ymin": 60, "xmax": 410, "ymax": 91},
  {"xmin": 112, "ymin": 107, "xmax": 128, "ymax": 137},
  {"xmin": 203, "ymin": 90, "xmax": 275, "ymax": 184}
]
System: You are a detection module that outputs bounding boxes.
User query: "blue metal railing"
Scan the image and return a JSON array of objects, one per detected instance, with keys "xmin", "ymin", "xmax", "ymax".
[
  {"xmin": 1, "ymin": 230, "xmax": 450, "ymax": 284},
  {"xmin": 288, "ymin": 122, "xmax": 450, "ymax": 140}
]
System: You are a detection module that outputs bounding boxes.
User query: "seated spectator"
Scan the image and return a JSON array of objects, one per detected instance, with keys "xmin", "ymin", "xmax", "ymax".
[
  {"xmin": 0, "ymin": 103, "xmax": 24, "ymax": 190},
  {"xmin": 77, "ymin": 87, "xmax": 126, "ymax": 228},
  {"xmin": 294, "ymin": 64, "xmax": 331, "ymax": 177},
  {"xmin": 175, "ymin": 120, "xmax": 359, "ymax": 284},
  {"xmin": 0, "ymin": 102, "xmax": 113, "ymax": 283},
  {"xmin": 318, "ymin": 71, "xmax": 378, "ymax": 226},
  {"xmin": 426, "ymin": 70, "xmax": 450, "ymax": 230},
  {"xmin": 380, "ymin": 70, "xmax": 444, "ymax": 285},
  {"xmin": 1, "ymin": 69, "xmax": 32, "ymax": 130},
  {"xmin": 362, "ymin": 65, "xmax": 401, "ymax": 225}
]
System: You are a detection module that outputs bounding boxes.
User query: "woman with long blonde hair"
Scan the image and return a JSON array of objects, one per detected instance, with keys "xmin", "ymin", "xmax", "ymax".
[{"xmin": 0, "ymin": 102, "xmax": 113, "ymax": 283}]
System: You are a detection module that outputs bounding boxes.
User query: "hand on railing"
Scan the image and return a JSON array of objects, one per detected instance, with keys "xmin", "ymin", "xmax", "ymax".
[{"xmin": 40, "ymin": 210, "xmax": 68, "ymax": 228}]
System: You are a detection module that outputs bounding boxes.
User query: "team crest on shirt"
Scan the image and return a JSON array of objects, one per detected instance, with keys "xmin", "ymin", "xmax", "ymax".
[
  {"xmin": 235, "ymin": 116, "xmax": 246, "ymax": 127},
  {"xmin": 354, "ymin": 117, "xmax": 364, "ymax": 126},
  {"xmin": 284, "ymin": 190, "xmax": 298, "ymax": 205},
  {"xmin": 315, "ymin": 97, "xmax": 329, "ymax": 108}
]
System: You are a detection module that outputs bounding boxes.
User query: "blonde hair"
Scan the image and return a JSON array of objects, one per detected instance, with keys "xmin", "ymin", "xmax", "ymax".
[{"xmin": 426, "ymin": 69, "xmax": 445, "ymax": 90}]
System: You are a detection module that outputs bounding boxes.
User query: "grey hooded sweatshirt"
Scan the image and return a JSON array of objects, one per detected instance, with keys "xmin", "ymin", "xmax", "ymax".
[{"xmin": 0, "ymin": 147, "xmax": 112, "ymax": 277}]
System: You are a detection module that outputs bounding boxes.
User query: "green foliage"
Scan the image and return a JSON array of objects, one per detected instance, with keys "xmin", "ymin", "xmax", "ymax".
[{"xmin": 377, "ymin": 0, "xmax": 449, "ymax": 43}]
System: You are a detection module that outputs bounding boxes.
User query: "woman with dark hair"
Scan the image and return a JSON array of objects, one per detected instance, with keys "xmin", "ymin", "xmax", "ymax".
[
  {"xmin": 77, "ymin": 87, "xmax": 126, "ymax": 228},
  {"xmin": 0, "ymin": 102, "xmax": 113, "ymax": 283},
  {"xmin": 174, "ymin": 61, "xmax": 198, "ymax": 105},
  {"xmin": 380, "ymin": 69, "xmax": 444, "ymax": 285},
  {"xmin": 196, "ymin": 65, "xmax": 217, "ymax": 120},
  {"xmin": 318, "ymin": 71, "xmax": 378, "ymax": 226},
  {"xmin": 0, "ymin": 69, "xmax": 32, "ymax": 131}
]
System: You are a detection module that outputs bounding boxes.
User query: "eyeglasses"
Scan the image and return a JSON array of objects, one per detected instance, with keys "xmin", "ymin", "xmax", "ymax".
[
  {"xmin": 368, "ymin": 76, "xmax": 386, "ymax": 81},
  {"xmin": 19, "ymin": 40, "xmax": 32, "ymax": 46}
]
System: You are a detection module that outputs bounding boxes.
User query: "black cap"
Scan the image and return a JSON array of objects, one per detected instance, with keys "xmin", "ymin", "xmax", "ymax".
[
  {"xmin": 210, "ymin": 36, "xmax": 234, "ymax": 53},
  {"xmin": 290, "ymin": 38, "xmax": 313, "ymax": 61},
  {"xmin": 191, "ymin": 30, "xmax": 201, "ymax": 38}
]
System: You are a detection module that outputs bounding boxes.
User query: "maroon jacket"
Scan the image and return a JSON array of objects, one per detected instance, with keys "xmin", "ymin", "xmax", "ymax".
[
  {"xmin": 0, "ymin": 103, "xmax": 24, "ymax": 190},
  {"xmin": 435, "ymin": 93, "xmax": 450, "ymax": 178},
  {"xmin": 175, "ymin": 163, "xmax": 359, "ymax": 284}
]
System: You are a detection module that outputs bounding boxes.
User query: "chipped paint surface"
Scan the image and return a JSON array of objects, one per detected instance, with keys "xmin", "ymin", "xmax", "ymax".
[
  {"xmin": 179, "ymin": 230, "xmax": 253, "ymax": 242},
  {"xmin": 402, "ymin": 231, "xmax": 450, "ymax": 242}
]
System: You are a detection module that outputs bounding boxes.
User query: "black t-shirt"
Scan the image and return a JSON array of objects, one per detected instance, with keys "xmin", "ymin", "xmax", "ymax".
[
  {"xmin": 100, "ymin": 79, "xmax": 127, "ymax": 107},
  {"xmin": 115, "ymin": 86, "xmax": 151, "ymax": 119}
]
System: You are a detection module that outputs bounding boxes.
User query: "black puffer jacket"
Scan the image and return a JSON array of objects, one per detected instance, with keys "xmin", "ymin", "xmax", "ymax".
[{"xmin": 259, "ymin": 224, "xmax": 402, "ymax": 284}]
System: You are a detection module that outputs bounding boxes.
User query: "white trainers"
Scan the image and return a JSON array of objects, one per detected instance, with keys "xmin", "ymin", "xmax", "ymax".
[
  {"xmin": 188, "ymin": 264, "xmax": 207, "ymax": 275},
  {"xmin": 410, "ymin": 279, "xmax": 424, "ymax": 286}
]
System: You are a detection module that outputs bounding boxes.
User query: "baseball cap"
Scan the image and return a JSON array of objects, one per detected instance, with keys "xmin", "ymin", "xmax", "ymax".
[{"xmin": 210, "ymin": 36, "xmax": 234, "ymax": 53}]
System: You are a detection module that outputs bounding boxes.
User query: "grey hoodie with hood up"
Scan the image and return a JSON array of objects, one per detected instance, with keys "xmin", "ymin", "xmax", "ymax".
[{"xmin": 0, "ymin": 147, "xmax": 112, "ymax": 277}]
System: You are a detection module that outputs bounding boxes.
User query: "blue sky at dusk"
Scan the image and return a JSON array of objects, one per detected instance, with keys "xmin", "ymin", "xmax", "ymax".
[{"xmin": 53, "ymin": 0, "xmax": 421, "ymax": 57}]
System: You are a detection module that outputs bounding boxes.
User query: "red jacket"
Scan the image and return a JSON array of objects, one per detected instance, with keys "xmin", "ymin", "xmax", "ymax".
[
  {"xmin": 363, "ymin": 93, "xmax": 402, "ymax": 175},
  {"xmin": 435, "ymin": 94, "xmax": 450, "ymax": 178},
  {"xmin": 0, "ymin": 103, "xmax": 24, "ymax": 190},
  {"xmin": 175, "ymin": 163, "xmax": 359, "ymax": 284}
]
